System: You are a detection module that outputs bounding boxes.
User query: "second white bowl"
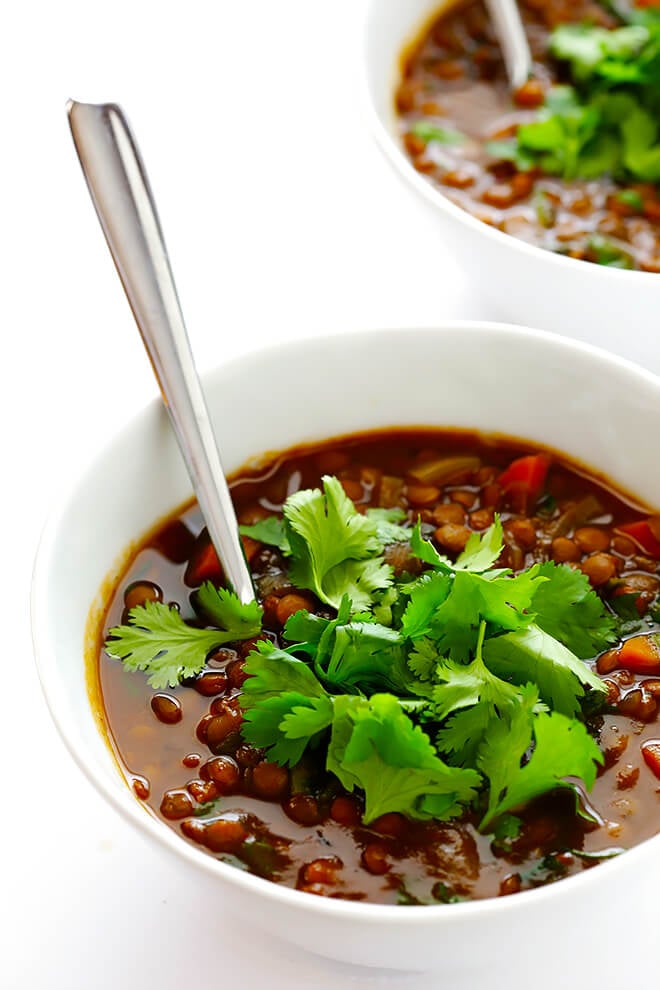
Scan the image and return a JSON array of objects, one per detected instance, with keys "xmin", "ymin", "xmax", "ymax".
[{"xmin": 362, "ymin": 0, "xmax": 660, "ymax": 371}]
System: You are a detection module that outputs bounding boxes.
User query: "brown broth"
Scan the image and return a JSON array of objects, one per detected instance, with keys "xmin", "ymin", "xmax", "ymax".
[{"xmin": 94, "ymin": 429, "xmax": 660, "ymax": 904}]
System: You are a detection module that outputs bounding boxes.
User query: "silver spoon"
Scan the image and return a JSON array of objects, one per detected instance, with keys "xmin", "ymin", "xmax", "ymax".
[
  {"xmin": 484, "ymin": 0, "xmax": 533, "ymax": 91},
  {"xmin": 67, "ymin": 100, "xmax": 255, "ymax": 605}
]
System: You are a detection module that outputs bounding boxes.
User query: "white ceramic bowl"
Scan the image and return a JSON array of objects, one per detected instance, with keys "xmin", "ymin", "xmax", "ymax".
[
  {"xmin": 32, "ymin": 324, "xmax": 660, "ymax": 986},
  {"xmin": 362, "ymin": 0, "xmax": 660, "ymax": 371}
]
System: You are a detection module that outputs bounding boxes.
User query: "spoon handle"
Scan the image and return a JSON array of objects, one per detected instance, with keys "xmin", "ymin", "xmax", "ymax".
[
  {"xmin": 484, "ymin": 0, "xmax": 532, "ymax": 91},
  {"xmin": 67, "ymin": 100, "xmax": 255, "ymax": 604}
]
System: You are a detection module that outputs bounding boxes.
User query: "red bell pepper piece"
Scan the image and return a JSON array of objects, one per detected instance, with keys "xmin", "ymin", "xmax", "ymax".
[
  {"xmin": 615, "ymin": 519, "xmax": 660, "ymax": 559},
  {"xmin": 184, "ymin": 529, "xmax": 224, "ymax": 587},
  {"xmin": 614, "ymin": 634, "xmax": 660, "ymax": 675},
  {"xmin": 641, "ymin": 741, "xmax": 660, "ymax": 781},
  {"xmin": 497, "ymin": 454, "xmax": 549, "ymax": 509}
]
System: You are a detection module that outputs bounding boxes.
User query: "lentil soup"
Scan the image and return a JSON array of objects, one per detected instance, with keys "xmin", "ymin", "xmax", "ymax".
[
  {"xmin": 396, "ymin": 1, "xmax": 660, "ymax": 271},
  {"xmin": 95, "ymin": 429, "xmax": 660, "ymax": 905}
]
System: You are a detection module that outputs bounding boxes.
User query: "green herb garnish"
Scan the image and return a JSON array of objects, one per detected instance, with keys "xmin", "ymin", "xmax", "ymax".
[
  {"xmin": 105, "ymin": 585, "xmax": 262, "ymax": 689},
  {"xmin": 284, "ymin": 475, "xmax": 393, "ymax": 610},
  {"xmin": 586, "ymin": 233, "xmax": 634, "ymax": 268},
  {"xmin": 107, "ymin": 476, "xmax": 617, "ymax": 833},
  {"xmin": 486, "ymin": 11, "xmax": 660, "ymax": 189},
  {"xmin": 411, "ymin": 120, "xmax": 465, "ymax": 145},
  {"xmin": 615, "ymin": 188, "xmax": 644, "ymax": 211}
]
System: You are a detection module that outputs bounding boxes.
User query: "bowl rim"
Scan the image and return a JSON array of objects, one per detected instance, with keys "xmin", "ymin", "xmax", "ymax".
[
  {"xmin": 31, "ymin": 320, "xmax": 660, "ymax": 927},
  {"xmin": 359, "ymin": 0, "xmax": 656, "ymax": 284}
]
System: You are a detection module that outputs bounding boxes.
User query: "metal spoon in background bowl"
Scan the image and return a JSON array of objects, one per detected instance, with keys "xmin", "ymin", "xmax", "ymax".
[
  {"xmin": 67, "ymin": 100, "xmax": 255, "ymax": 605},
  {"xmin": 484, "ymin": 0, "xmax": 533, "ymax": 91}
]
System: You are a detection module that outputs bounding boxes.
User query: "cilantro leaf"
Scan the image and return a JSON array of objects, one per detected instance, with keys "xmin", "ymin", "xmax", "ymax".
[
  {"xmin": 621, "ymin": 105, "xmax": 660, "ymax": 180},
  {"xmin": 365, "ymin": 507, "xmax": 411, "ymax": 544},
  {"xmin": 240, "ymin": 641, "xmax": 334, "ymax": 764},
  {"xmin": 484, "ymin": 8, "xmax": 660, "ymax": 187},
  {"xmin": 410, "ymin": 516, "xmax": 504, "ymax": 573},
  {"xmin": 611, "ymin": 592, "xmax": 645, "ymax": 636},
  {"xmin": 320, "ymin": 557, "xmax": 394, "ymax": 613},
  {"xmin": 411, "ymin": 120, "xmax": 465, "ymax": 145},
  {"xmin": 435, "ymin": 702, "xmax": 494, "ymax": 766},
  {"xmin": 409, "ymin": 522, "xmax": 453, "ymax": 572},
  {"xmin": 407, "ymin": 637, "xmax": 439, "ymax": 681},
  {"xmin": 531, "ymin": 562, "xmax": 618, "ymax": 658},
  {"xmin": 550, "ymin": 24, "xmax": 652, "ymax": 84},
  {"xmin": 615, "ymin": 188, "xmax": 644, "ymax": 211},
  {"xmin": 241, "ymin": 639, "xmax": 330, "ymax": 703},
  {"xmin": 239, "ymin": 516, "xmax": 290, "ymax": 553},
  {"xmin": 285, "ymin": 601, "xmax": 413, "ymax": 694},
  {"xmin": 486, "ymin": 139, "xmax": 536, "ymax": 171},
  {"xmin": 403, "ymin": 526, "xmax": 540, "ymax": 659},
  {"xmin": 327, "ymin": 694, "xmax": 480, "ymax": 823},
  {"xmin": 477, "ymin": 686, "xmax": 536, "ymax": 831},
  {"xmin": 401, "ymin": 572, "xmax": 453, "ymax": 640},
  {"xmin": 483, "ymin": 623, "xmax": 606, "ymax": 717},
  {"xmin": 105, "ymin": 596, "xmax": 262, "ymax": 689},
  {"xmin": 431, "ymin": 567, "xmax": 540, "ymax": 660},
  {"xmin": 283, "ymin": 597, "xmax": 352, "ymax": 651},
  {"xmin": 492, "ymin": 814, "xmax": 523, "ymax": 843},
  {"xmin": 284, "ymin": 476, "xmax": 392, "ymax": 610},
  {"xmin": 479, "ymin": 708, "xmax": 604, "ymax": 831},
  {"xmin": 194, "ymin": 581, "xmax": 263, "ymax": 636},
  {"xmin": 586, "ymin": 233, "xmax": 634, "ymax": 268},
  {"xmin": 371, "ymin": 585, "xmax": 403, "ymax": 627},
  {"xmin": 245, "ymin": 692, "xmax": 334, "ymax": 765},
  {"xmin": 322, "ymin": 622, "xmax": 410, "ymax": 693},
  {"xmin": 455, "ymin": 517, "xmax": 505, "ymax": 572},
  {"xmin": 516, "ymin": 90, "xmax": 604, "ymax": 180},
  {"xmin": 111, "ymin": 469, "xmax": 620, "ymax": 838},
  {"xmin": 432, "ymin": 626, "xmax": 522, "ymax": 721}
]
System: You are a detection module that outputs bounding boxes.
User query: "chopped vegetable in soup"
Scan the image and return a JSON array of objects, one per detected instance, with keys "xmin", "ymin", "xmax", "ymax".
[
  {"xmin": 395, "ymin": 0, "xmax": 660, "ymax": 270},
  {"xmin": 95, "ymin": 430, "xmax": 660, "ymax": 904}
]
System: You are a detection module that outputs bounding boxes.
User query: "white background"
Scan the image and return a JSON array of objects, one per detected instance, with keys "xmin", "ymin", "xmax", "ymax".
[{"xmin": 0, "ymin": 1, "xmax": 650, "ymax": 988}]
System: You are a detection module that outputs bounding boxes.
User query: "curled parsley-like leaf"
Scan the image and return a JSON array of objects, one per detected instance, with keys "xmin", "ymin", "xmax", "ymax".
[
  {"xmin": 483, "ymin": 623, "xmax": 605, "ymax": 718},
  {"xmin": 327, "ymin": 693, "xmax": 481, "ymax": 823},
  {"xmin": 531, "ymin": 562, "xmax": 618, "ymax": 658},
  {"xmin": 432, "ymin": 623, "xmax": 522, "ymax": 721},
  {"xmin": 105, "ymin": 588, "xmax": 262, "ymax": 689},
  {"xmin": 284, "ymin": 476, "xmax": 393, "ymax": 611},
  {"xmin": 479, "ymin": 707, "xmax": 604, "ymax": 832},
  {"xmin": 240, "ymin": 641, "xmax": 335, "ymax": 765}
]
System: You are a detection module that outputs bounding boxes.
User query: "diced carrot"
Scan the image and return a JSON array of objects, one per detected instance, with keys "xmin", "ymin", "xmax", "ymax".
[
  {"xmin": 240, "ymin": 535, "xmax": 262, "ymax": 564},
  {"xmin": 615, "ymin": 520, "xmax": 660, "ymax": 559},
  {"xmin": 497, "ymin": 455, "xmax": 550, "ymax": 510},
  {"xmin": 184, "ymin": 529, "xmax": 258, "ymax": 586},
  {"xmin": 641, "ymin": 741, "xmax": 660, "ymax": 781},
  {"xmin": 615, "ymin": 635, "xmax": 660, "ymax": 675}
]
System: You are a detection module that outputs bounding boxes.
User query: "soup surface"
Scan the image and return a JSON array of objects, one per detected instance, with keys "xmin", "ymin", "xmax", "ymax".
[
  {"xmin": 96, "ymin": 430, "xmax": 660, "ymax": 904},
  {"xmin": 395, "ymin": 0, "xmax": 660, "ymax": 270}
]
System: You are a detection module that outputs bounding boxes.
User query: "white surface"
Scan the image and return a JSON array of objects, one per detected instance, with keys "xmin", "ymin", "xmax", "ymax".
[{"xmin": 1, "ymin": 1, "xmax": 653, "ymax": 988}]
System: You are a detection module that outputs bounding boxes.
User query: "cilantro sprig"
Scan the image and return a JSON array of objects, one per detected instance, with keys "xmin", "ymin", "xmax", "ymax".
[
  {"xmin": 105, "ymin": 583, "xmax": 262, "ymax": 689},
  {"xmin": 487, "ymin": 11, "xmax": 660, "ymax": 189}
]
